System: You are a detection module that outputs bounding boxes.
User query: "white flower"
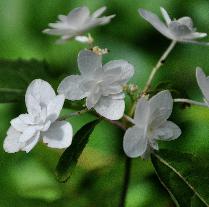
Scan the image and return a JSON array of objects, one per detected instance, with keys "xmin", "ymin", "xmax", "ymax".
[
  {"xmin": 138, "ymin": 7, "xmax": 208, "ymax": 44},
  {"xmin": 58, "ymin": 49, "xmax": 134, "ymax": 120},
  {"xmin": 196, "ymin": 67, "xmax": 209, "ymax": 104},
  {"xmin": 43, "ymin": 6, "xmax": 115, "ymax": 43},
  {"xmin": 3, "ymin": 79, "xmax": 73, "ymax": 153},
  {"xmin": 123, "ymin": 90, "xmax": 181, "ymax": 158}
]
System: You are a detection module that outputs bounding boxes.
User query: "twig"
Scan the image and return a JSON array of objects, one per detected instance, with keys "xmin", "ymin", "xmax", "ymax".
[
  {"xmin": 118, "ymin": 157, "xmax": 132, "ymax": 207},
  {"xmin": 174, "ymin": 98, "xmax": 208, "ymax": 107},
  {"xmin": 142, "ymin": 40, "xmax": 177, "ymax": 94}
]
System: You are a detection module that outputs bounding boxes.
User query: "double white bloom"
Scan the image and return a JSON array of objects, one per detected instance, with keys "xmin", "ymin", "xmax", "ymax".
[
  {"xmin": 139, "ymin": 7, "xmax": 208, "ymax": 44},
  {"xmin": 58, "ymin": 49, "xmax": 134, "ymax": 120},
  {"xmin": 196, "ymin": 67, "xmax": 209, "ymax": 105},
  {"xmin": 43, "ymin": 6, "xmax": 115, "ymax": 43},
  {"xmin": 3, "ymin": 79, "xmax": 73, "ymax": 153},
  {"xmin": 123, "ymin": 90, "xmax": 181, "ymax": 158}
]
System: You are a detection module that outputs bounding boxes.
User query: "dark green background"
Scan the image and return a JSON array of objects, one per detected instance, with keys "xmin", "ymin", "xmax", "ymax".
[{"xmin": 0, "ymin": 0, "xmax": 209, "ymax": 206}]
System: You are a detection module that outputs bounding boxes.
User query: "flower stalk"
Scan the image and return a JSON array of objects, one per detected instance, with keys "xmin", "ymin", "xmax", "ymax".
[{"xmin": 142, "ymin": 40, "xmax": 177, "ymax": 94}]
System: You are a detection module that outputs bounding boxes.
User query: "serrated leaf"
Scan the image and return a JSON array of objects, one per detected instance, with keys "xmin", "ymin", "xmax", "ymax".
[
  {"xmin": 0, "ymin": 59, "xmax": 53, "ymax": 102},
  {"xmin": 151, "ymin": 150, "xmax": 209, "ymax": 207},
  {"xmin": 55, "ymin": 119, "xmax": 100, "ymax": 183}
]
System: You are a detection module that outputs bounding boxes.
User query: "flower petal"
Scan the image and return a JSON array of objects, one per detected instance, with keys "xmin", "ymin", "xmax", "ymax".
[
  {"xmin": 92, "ymin": 6, "xmax": 106, "ymax": 18},
  {"xmin": 103, "ymin": 60, "xmax": 134, "ymax": 84},
  {"xmin": 3, "ymin": 127, "xmax": 22, "ymax": 153},
  {"xmin": 11, "ymin": 116, "xmax": 28, "ymax": 132},
  {"xmin": 66, "ymin": 7, "xmax": 90, "ymax": 27},
  {"xmin": 138, "ymin": 8, "xmax": 172, "ymax": 39},
  {"xmin": 134, "ymin": 96, "xmax": 149, "ymax": 128},
  {"xmin": 58, "ymin": 75, "xmax": 87, "ymax": 100},
  {"xmin": 25, "ymin": 79, "xmax": 56, "ymax": 115},
  {"xmin": 86, "ymin": 86, "xmax": 102, "ymax": 109},
  {"xmin": 183, "ymin": 32, "xmax": 207, "ymax": 40},
  {"xmin": 153, "ymin": 121, "xmax": 181, "ymax": 141},
  {"xmin": 94, "ymin": 96, "xmax": 125, "ymax": 120},
  {"xmin": 47, "ymin": 95, "xmax": 65, "ymax": 122},
  {"xmin": 123, "ymin": 126, "xmax": 147, "ymax": 158},
  {"xmin": 78, "ymin": 50, "xmax": 102, "ymax": 75},
  {"xmin": 196, "ymin": 67, "xmax": 209, "ymax": 103},
  {"xmin": 160, "ymin": 7, "xmax": 171, "ymax": 25},
  {"xmin": 19, "ymin": 126, "xmax": 38, "ymax": 143},
  {"xmin": 148, "ymin": 90, "xmax": 173, "ymax": 128},
  {"xmin": 43, "ymin": 121, "xmax": 73, "ymax": 149},
  {"xmin": 168, "ymin": 21, "xmax": 192, "ymax": 37},
  {"xmin": 21, "ymin": 131, "xmax": 40, "ymax": 153}
]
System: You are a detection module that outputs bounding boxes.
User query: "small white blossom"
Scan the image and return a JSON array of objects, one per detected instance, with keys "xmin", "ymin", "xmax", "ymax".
[
  {"xmin": 196, "ymin": 67, "xmax": 209, "ymax": 104},
  {"xmin": 58, "ymin": 49, "xmax": 134, "ymax": 120},
  {"xmin": 3, "ymin": 79, "xmax": 73, "ymax": 153},
  {"xmin": 43, "ymin": 6, "xmax": 115, "ymax": 43},
  {"xmin": 123, "ymin": 90, "xmax": 181, "ymax": 158},
  {"xmin": 138, "ymin": 7, "xmax": 208, "ymax": 45}
]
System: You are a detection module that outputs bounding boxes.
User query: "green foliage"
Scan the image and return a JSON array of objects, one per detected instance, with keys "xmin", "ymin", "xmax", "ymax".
[
  {"xmin": 151, "ymin": 150, "xmax": 209, "ymax": 207},
  {"xmin": 0, "ymin": 59, "xmax": 55, "ymax": 103},
  {"xmin": 56, "ymin": 119, "xmax": 100, "ymax": 182}
]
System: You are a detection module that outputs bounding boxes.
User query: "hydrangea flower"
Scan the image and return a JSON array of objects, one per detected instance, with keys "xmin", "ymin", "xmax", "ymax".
[
  {"xmin": 123, "ymin": 90, "xmax": 181, "ymax": 158},
  {"xmin": 58, "ymin": 49, "xmax": 134, "ymax": 120},
  {"xmin": 196, "ymin": 67, "xmax": 209, "ymax": 104},
  {"xmin": 138, "ymin": 7, "xmax": 208, "ymax": 44},
  {"xmin": 3, "ymin": 79, "xmax": 73, "ymax": 153},
  {"xmin": 43, "ymin": 6, "xmax": 115, "ymax": 43}
]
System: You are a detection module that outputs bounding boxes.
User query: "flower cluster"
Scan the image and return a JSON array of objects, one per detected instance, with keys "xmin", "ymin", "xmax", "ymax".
[{"xmin": 3, "ymin": 5, "xmax": 209, "ymax": 161}]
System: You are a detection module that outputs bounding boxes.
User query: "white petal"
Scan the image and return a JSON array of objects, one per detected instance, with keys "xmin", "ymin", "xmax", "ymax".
[
  {"xmin": 92, "ymin": 6, "xmax": 106, "ymax": 18},
  {"xmin": 3, "ymin": 127, "xmax": 22, "ymax": 153},
  {"xmin": 47, "ymin": 95, "xmax": 65, "ymax": 122},
  {"xmin": 25, "ymin": 94, "xmax": 41, "ymax": 116},
  {"xmin": 78, "ymin": 50, "xmax": 102, "ymax": 75},
  {"xmin": 109, "ymin": 93, "xmax": 125, "ymax": 100},
  {"xmin": 153, "ymin": 121, "xmax": 181, "ymax": 141},
  {"xmin": 94, "ymin": 96, "xmax": 125, "ymax": 120},
  {"xmin": 103, "ymin": 60, "xmax": 134, "ymax": 84},
  {"xmin": 123, "ymin": 126, "xmax": 147, "ymax": 158},
  {"xmin": 183, "ymin": 32, "xmax": 207, "ymax": 40},
  {"xmin": 196, "ymin": 67, "xmax": 209, "ymax": 103},
  {"xmin": 11, "ymin": 116, "xmax": 28, "ymax": 132},
  {"xmin": 25, "ymin": 79, "xmax": 56, "ymax": 114},
  {"xmin": 160, "ymin": 7, "xmax": 171, "ymax": 25},
  {"xmin": 19, "ymin": 126, "xmax": 38, "ymax": 143},
  {"xmin": 134, "ymin": 96, "xmax": 149, "ymax": 128},
  {"xmin": 75, "ymin": 35, "xmax": 90, "ymax": 43},
  {"xmin": 21, "ymin": 131, "xmax": 40, "ymax": 153},
  {"xmin": 86, "ymin": 86, "xmax": 102, "ymax": 109},
  {"xmin": 138, "ymin": 8, "xmax": 172, "ymax": 39},
  {"xmin": 66, "ymin": 7, "xmax": 90, "ymax": 27},
  {"xmin": 43, "ymin": 121, "xmax": 73, "ymax": 149},
  {"xmin": 148, "ymin": 90, "xmax": 173, "ymax": 128},
  {"xmin": 58, "ymin": 75, "xmax": 87, "ymax": 100},
  {"xmin": 177, "ymin": 17, "xmax": 193, "ymax": 29},
  {"xmin": 168, "ymin": 21, "xmax": 192, "ymax": 37}
]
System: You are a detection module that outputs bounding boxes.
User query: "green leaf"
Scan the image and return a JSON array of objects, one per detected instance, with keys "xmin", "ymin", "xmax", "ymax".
[
  {"xmin": 0, "ymin": 59, "xmax": 53, "ymax": 103},
  {"xmin": 55, "ymin": 119, "xmax": 100, "ymax": 183},
  {"xmin": 151, "ymin": 150, "xmax": 209, "ymax": 207}
]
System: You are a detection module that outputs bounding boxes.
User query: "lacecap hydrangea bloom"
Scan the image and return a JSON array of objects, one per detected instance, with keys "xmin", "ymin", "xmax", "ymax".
[
  {"xmin": 3, "ymin": 79, "xmax": 73, "ymax": 153},
  {"xmin": 58, "ymin": 49, "xmax": 134, "ymax": 120},
  {"xmin": 196, "ymin": 67, "xmax": 209, "ymax": 104},
  {"xmin": 123, "ymin": 90, "xmax": 181, "ymax": 158},
  {"xmin": 43, "ymin": 6, "xmax": 115, "ymax": 43},
  {"xmin": 138, "ymin": 7, "xmax": 208, "ymax": 44}
]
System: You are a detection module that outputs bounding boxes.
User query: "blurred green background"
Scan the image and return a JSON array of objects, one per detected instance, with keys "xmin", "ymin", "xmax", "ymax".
[{"xmin": 0, "ymin": 0, "xmax": 209, "ymax": 206}]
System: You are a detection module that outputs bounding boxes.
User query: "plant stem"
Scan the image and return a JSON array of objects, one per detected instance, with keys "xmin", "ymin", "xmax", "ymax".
[
  {"xmin": 142, "ymin": 40, "xmax": 177, "ymax": 94},
  {"xmin": 174, "ymin": 98, "xmax": 208, "ymax": 107},
  {"xmin": 58, "ymin": 108, "xmax": 89, "ymax": 120},
  {"xmin": 118, "ymin": 157, "xmax": 132, "ymax": 207}
]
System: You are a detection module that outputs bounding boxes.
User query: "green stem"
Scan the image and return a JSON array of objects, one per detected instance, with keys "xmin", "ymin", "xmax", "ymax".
[
  {"xmin": 118, "ymin": 157, "xmax": 132, "ymax": 207},
  {"xmin": 142, "ymin": 40, "xmax": 177, "ymax": 94},
  {"xmin": 58, "ymin": 108, "xmax": 89, "ymax": 121},
  {"xmin": 174, "ymin": 98, "xmax": 208, "ymax": 107}
]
